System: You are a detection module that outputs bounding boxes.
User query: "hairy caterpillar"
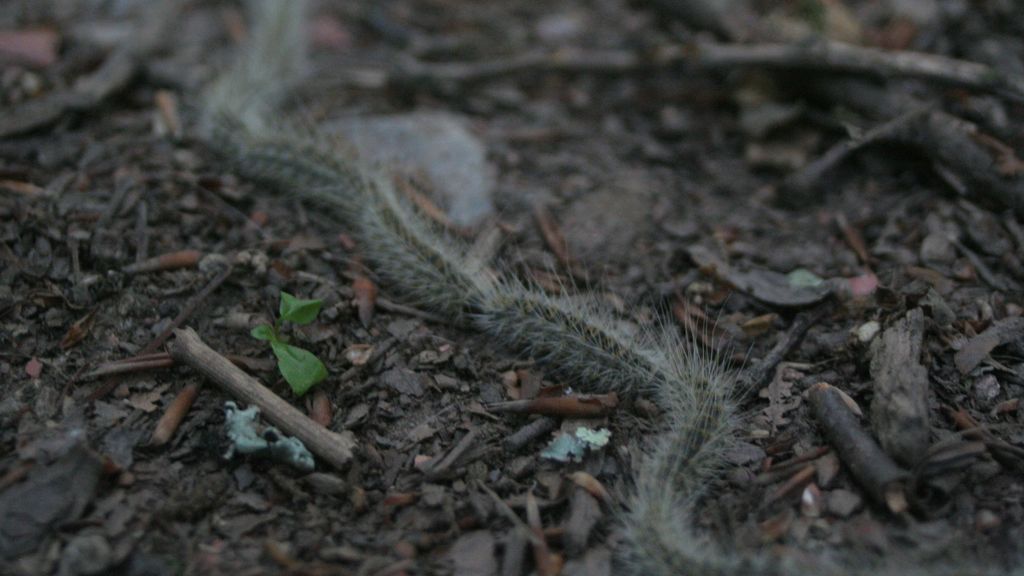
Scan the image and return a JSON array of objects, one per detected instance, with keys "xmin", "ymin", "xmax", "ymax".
[{"xmin": 199, "ymin": 2, "xmax": 1018, "ymax": 575}]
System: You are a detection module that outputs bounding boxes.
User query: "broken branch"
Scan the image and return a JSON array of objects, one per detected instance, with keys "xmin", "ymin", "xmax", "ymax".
[
  {"xmin": 168, "ymin": 327, "xmax": 356, "ymax": 469},
  {"xmin": 809, "ymin": 383, "xmax": 909, "ymax": 513}
]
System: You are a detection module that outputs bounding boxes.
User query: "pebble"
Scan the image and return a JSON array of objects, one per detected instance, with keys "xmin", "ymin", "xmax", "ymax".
[{"xmin": 826, "ymin": 489, "xmax": 863, "ymax": 518}]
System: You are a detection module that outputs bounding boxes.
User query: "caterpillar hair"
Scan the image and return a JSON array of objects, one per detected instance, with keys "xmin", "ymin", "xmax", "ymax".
[{"xmin": 198, "ymin": 2, "xmax": 1019, "ymax": 576}]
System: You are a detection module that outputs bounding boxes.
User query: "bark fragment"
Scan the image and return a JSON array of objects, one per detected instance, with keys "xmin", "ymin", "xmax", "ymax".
[{"xmin": 869, "ymin": 308, "xmax": 930, "ymax": 466}]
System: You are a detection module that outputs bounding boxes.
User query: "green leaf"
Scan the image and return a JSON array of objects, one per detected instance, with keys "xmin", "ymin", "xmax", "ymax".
[
  {"xmin": 271, "ymin": 340, "xmax": 327, "ymax": 396},
  {"xmin": 250, "ymin": 324, "xmax": 277, "ymax": 342},
  {"xmin": 787, "ymin": 268, "xmax": 824, "ymax": 288},
  {"xmin": 279, "ymin": 291, "xmax": 323, "ymax": 325}
]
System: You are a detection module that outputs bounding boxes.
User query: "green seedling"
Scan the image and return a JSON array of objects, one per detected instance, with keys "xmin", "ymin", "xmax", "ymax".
[{"xmin": 251, "ymin": 291, "xmax": 327, "ymax": 396}]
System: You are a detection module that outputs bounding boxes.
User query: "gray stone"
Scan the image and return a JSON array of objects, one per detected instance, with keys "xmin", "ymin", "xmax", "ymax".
[
  {"xmin": 561, "ymin": 170, "xmax": 654, "ymax": 267},
  {"xmin": 826, "ymin": 489, "xmax": 863, "ymax": 518}
]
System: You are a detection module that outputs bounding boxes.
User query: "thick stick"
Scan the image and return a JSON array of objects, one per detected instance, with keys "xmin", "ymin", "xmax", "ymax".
[
  {"xmin": 809, "ymin": 383, "xmax": 909, "ymax": 513},
  {"xmin": 694, "ymin": 40, "xmax": 1024, "ymax": 102},
  {"xmin": 359, "ymin": 40, "xmax": 1024, "ymax": 102},
  {"xmin": 168, "ymin": 327, "xmax": 356, "ymax": 469}
]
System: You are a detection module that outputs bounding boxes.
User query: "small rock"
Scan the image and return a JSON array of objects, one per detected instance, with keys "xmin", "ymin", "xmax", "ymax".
[
  {"xmin": 535, "ymin": 11, "xmax": 585, "ymax": 44},
  {"xmin": 854, "ymin": 321, "xmax": 881, "ymax": 344},
  {"xmin": 565, "ymin": 487, "xmax": 602, "ymax": 556},
  {"xmin": 561, "ymin": 170, "xmax": 654, "ymax": 268},
  {"xmin": 976, "ymin": 509, "xmax": 1001, "ymax": 531},
  {"xmin": 304, "ymin": 472, "xmax": 347, "ymax": 496},
  {"xmin": 58, "ymin": 534, "xmax": 112, "ymax": 576},
  {"xmin": 421, "ymin": 484, "xmax": 447, "ymax": 508},
  {"xmin": 800, "ymin": 483, "xmax": 823, "ymax": 518},
  {"xmin": 727, "ymin": 468, "xmax": 755, "ymax": 487},
  {"xmin": 815, "ymin": 452, "xmax": 841, "ymax": 487},
  {"xmin": 973, "ymin": 374, "xmax": 1000, "ymax": 406},
  {"xmin": 449, "ymin": 530, "xmax": 497, "ymax": 576},
  {"xmin": 920, "ymin": 232, "xmax": 955, "ymax": 265},
  {"xmin": 386, "ymin": 319, "xmax": 420, "ymax": 340},
  {"xmin": 380, "ymin": 368, "xmax": 427, "ymax": 397},
  {"xmin": 724, "ymin": 441, "xmax": 766, "ymax": 466},
  {"xmin": 826, "ymin": 489, "xmax": 863, "ymax": 518}
]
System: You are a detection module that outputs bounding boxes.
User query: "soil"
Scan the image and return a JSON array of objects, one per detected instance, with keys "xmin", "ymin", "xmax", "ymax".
[{"xmin": 1, "ymin": 1, "xmax": 1023, "ymax": 575}]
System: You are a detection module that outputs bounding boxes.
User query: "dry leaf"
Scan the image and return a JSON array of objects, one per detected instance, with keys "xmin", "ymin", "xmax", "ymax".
[
  {"xmin": 25, "ymin": 357, "xmax": 42, "ymax": 379},
  {"xmin": 60, "ymin": 310, "xmax": 97, "ymax": 350},
  {"xmin": 352, "ymin": 276, "xmax": 377, "ymax": 328}
]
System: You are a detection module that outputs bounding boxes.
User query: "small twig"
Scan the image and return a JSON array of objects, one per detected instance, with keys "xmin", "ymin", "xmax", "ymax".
[
  {"xmin": 83, "ymin": 353, "xmax": 175, "ymax": 380},
  {"xmin": 736, "ymin": 304, "xmax": 830, "ymax": 400},
  {"xmin": 765, "ymin": 464, "xmax": 816, "ymax": 504},
  {"xmin": 421, "ymin": 429, "xmax": 482, "ymax": 480},
  {"xmin": 809, "ymin": 383, "xmax": 909, "ymax": 513},
  {"xmin": 122, "ymin": 249, "xmax": 202, "ymax": 274},
  {"xmin": 950, "ymin": 237, "xmax": 1014, "ymax": 293},
  {"xmin": 503, "ymin": 417, "xmax": 558, "ymax": 453},
  {"xmin": 333, "ymin": 39, "xmax": 1024, "ymax": 102},
  {"xmin": 782, "ymin": 107, "xmax": 1024, "ymax": 217},
  {"xmin": 84, "ymin": 351, "xmax": 270, "ymax": 381},
  {"xmin": 946, "ymin": 407, "xmax": 1024, "ymax": 469},
  {"xmin": 835, "ymin": 213, "xmax": 871, "ymax": 269},
  {"xmin": 0, "ymin": 461, "xmax": 34, "ymax": 493},
  {"xmin": 756, "ymin": 446, "xmax": 830, "ymax": 484},
  {"xmin": 168, "ymin": 327, "xmax": 356, "ymax": 469},
  {"xmin": 375, "ymin": 296, "xmax": 452, "ymax": 325},
  {"xmin": 146, "ymin": 265, "xmax": 234, "ymax": 354},
  {"xmin": 135, "ymin": 201, "xmax": 149, "ymax": 264},
  {"xmin": 487, "ymin": 393, "xmax": 618, "ymax": 417},
  {"xmin": 88, "ymin": 265, "xmax": 234, "ymax": 401},
  {"xmin": 693, "ymin": 40, "xmax": 1024, "ymax": 102},
  {"xmin": 394, "ymin": 176, "xmax": 468, "ymax": 236},
  {"xmin": 532, "ymin": 203, "xmax": 573, "ymax": 271},
  {"xmin": 477, "ymin": 481, "xmax": 542, "ymax": 547},
  {"xmin": 150, "ymin": 383, "xmax": 200, "ymax": 446}
]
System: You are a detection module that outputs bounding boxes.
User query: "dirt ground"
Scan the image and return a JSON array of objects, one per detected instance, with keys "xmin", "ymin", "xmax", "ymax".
[{"xmin": 2, "ymin": 0, "xmax": 1023, "ymax": 575}]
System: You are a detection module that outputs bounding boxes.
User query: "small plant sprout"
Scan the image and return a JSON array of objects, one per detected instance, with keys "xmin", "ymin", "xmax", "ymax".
[{"xmin": 251, "ymin": 291, "xmax": 327, "ymax": 396}]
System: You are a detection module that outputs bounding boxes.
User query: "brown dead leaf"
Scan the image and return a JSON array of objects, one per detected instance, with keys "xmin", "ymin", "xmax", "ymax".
[
  {"xmin": 154, "ymin": 90, "xmax": 180, "ymax": 138},
  {"xmin": 0, "ymin": 28, "xmax": 58, "ymax": 68},
  {"xmin": 760, "ymin": 363, "xmax": 804, "ymax": 428},
  {"xmin": 532, "ymin": 202, "xmax": 572, "ymax": 268},
  {"xmin": 25, "ymin": 357, "xmax": 42, "ymax": 379},
  {"xmin": 970, "ymin": 131, "xmax": 1024, "ymax": 177},
  {"xmin": 60, "ymin": 309, "xmax": 97, "ymax": 350},
  {"xmin": 0, "ymin": 179, "xmax": 45, "ymax": 198},
  {"xmin": 568, "ymin": 471, "xmax": 612, "ymax": 506},
  {"xmin": 994, "ymin": 398, "xmax": 1019, "ymax": 416},
  {"xmin": 309, "ymin": 389, "xmax": 331, "ymax": 427},
  {"xmin": 382, "ymin": 492, "xmax": 417, "ymax": 507},
  {"xmin": 126, "ymin": 384, "xmax": 168, "ymax": 413},
  {"xmin": 344, "ymin": 344, "xmax": 374, "ymax": 366},
  {"xmin": 741, "ymin": 313, "xmax": 777, "ymax": 337},
  {"xmin": 353, "ymin": 275, "xmax": 378, "ymax": 328}
]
